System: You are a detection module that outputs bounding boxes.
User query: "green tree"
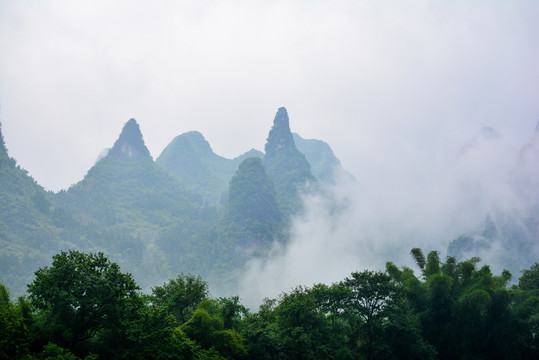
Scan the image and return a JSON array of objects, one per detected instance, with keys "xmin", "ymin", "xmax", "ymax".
[
  {"xmin": 152, "ymin": 273, "xmax": 209, "ymax": 324},
  {"xmin": 519, "ymin": 263, "xmax": 539, "ymax": 290},
  {"xmin": 344, "ymin": 271, "xmax": 401, "ymax": 360},
  {"xmin": 124, "ymin": 301, "xmax": 199, "ymax": 360},
  {"xmin": 344, "ymin": 270, "xmax": 435, "ymax": 360},
  {"xmin": 0, "ymin": 284, "xmax": 29, "ymax": 359},
  {"xmin": 181, "ymin": 305, "xmax": 247, "ymax": 359},
  {"xmin": 27, "ymin": 251, "xmax": 140, "ymax": 353}
]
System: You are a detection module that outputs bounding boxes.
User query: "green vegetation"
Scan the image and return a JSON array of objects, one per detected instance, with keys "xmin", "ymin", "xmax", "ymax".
[
  {"xmin": 0, "ymin": 121, "xmax": 87, "ymax": 296},
  {"xmin": 3, "ymin": 110, "xmax": 539, "ymax": 360},
  {"xmin": 52, "ymin": 120, "xmax": 224, "ymax": 290},
  {"xmin": 1, "ymin": 249, "xmax": 538, "ymax": 359},
  {"xmin": 0, "ymin": 110, "xmax": 326, "ymax": 297}
]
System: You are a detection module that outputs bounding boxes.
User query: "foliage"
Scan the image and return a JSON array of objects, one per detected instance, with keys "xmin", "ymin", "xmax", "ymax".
[
  {"xmin": 519, "ymin": 263, "xmax": 539, "ymax": 290},
  {"xmin": 0, "ymin": 284, "xmax": 29, "ymax": 359},
  {"xmin": 27, "ymin": 250, "xmax": 140, "ymax": 354},
  {"xmin": 152, "ymin": 273, "xmax": 209, "ymax": 324},
  {"xmin": 2, "ymin": 249, "xmax": 539, "ymax": 359}
]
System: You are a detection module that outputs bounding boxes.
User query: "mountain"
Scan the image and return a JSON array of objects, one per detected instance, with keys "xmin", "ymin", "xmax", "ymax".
[
  {"xmin": 0, "ymin": 121, "xmax": 84, "ymax": 295},
  {"xmin": 264, "ymin": 107, "xmax": 316, "ymax": 216},
  {"xmin": 56, "ymin": 119, "xmax": 209, "ymax": 233},
  {"xmin": 109, "ymin": 118, "xmax": 152, "ymax": 160},
  {"xmin": 221, "ymin": 157, "xmax": 282, "ymax": 252},
  {"xmin": 156, "ymin": 131, "xmax": 263, "ymax": 205},
  {"xmin": 54, "ymin": 119, "xmax": 218, "ymax": 288},
  {"xmin": 293, "ymin": 132, "xmax": 354, "ymax": 183},
  {"xmin": 1, "ymin": 109, "xmax": 358, "ymax": 296}
]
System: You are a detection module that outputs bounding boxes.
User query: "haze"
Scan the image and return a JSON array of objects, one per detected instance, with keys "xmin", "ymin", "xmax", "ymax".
[
  {"xmin": 1, "ymin": 1, "xmax": 539, "ymax": 308},
  {"xmin": 1, "ymin": 0, "xmax": 538, "ymax": 192}
]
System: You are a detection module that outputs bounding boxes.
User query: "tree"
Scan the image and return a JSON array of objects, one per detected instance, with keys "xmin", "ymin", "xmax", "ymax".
[
  {"xmin": 0, "ymin": 284, "xmax": 29, "ymax": 358},
  {"xmin": 181, "ymin": 305, "xmax": 247, "ymax": 359},
  {"xmin": 152, "ymin": 273, "xmax": 209, "ymax": 324},
  {"xmin": 27, "ymin": 251, "xmax": 140, "ymax": 353},
  {"xmin": 519, "ymin": 263, "xmax": 539, "ymax": 290},
  {"xmin": 344, "ymin": 271, "xmax": 401, "ymax": 360},
  {"xmin": 124, "ymin": 301, "xmax": 199, "ymax": 360}
]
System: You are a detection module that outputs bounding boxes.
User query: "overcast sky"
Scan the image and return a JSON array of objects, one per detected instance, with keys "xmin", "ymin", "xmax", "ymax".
[{"xmin": 1, "ymin": 0, "xmax": 538, "ymax": 192}]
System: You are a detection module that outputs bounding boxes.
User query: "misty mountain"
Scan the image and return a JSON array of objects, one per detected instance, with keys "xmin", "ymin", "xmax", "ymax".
[
  {"xmin": 264, "ymin": 107, "xmax": 316, "ymax": 216},
  {"xmin": 156, "ymin": 131, "xmax": 263, "ymax": 205},
  {"xmin": 448, "ymin": 123, "xmax": 539, "ymax": 276},
  {"xmin": 1, "ymin": 109, "xmax": 354, "ymax": 296},
  {"xmin": 0, "ymin": 121, "xmax": 84, "ymax": 294},
  {"xmin": 293, "ymin": 132, "xmax": 354, "ymax": 183},
  {"xmin": 53, "ymin": 120, "xmax": 220, "ymax": 288},
  {"xmin": 55, "ymin": 119, "xmax": 212, "ymax": 235},
  {"xmin": 220, "ymin": 157, "xmax": 282, "ymax": 254}
]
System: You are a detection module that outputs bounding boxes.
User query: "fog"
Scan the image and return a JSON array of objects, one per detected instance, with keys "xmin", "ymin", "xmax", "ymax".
[
  {"xmin": 1, "ymin": 1, "xmax": 538, "ymax": 308},
  {"xmin": 237, "ymin": 124, "xmax": 539, "ymax": 309},
  {"xmin": 1, "ymin": 1, "xmax": 538, "ymax": 192}
]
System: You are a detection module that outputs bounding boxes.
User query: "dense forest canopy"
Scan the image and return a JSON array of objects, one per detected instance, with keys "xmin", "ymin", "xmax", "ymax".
[{"xmin": 1, "ymin": 249, "xmax": 538, "ymax": 359}]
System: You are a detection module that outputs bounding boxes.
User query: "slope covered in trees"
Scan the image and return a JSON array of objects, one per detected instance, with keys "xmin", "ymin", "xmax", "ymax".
[
  {"xmin": 53, "ymin": 119, "xmax": 220, "ymax": 289},
  {"xmin": 3, "ymin": 107, "xmax": 538, "ymax": 311},
  {"xmin": 220, "ymin": 157, "xmax": 282, "ymax": 258},
  {"xmin": 1, "ymin": 109, "xmax": 333, "ymax": 296},
  {"xmin": 0, "ymin": 121, "xmax": 86, "ymax": 295}
]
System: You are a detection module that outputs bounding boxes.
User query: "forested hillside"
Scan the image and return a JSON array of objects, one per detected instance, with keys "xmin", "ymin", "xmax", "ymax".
[
  {"xmin": 0, "ymin": 122, "xmax": 88, "ymax": 295},
  {"xmin": 0, "ymin": 108, "xmax": 329, "ymax": 296}
]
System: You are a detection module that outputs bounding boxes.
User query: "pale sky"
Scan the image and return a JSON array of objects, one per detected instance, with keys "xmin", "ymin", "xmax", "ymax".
[{"xmin": 1, "ymin": 0, "xmax": 538, "ymax": 192}]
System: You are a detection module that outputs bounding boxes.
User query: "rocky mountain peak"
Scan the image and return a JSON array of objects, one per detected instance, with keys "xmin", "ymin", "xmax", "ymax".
[
  {"xmin": 264, "ymin": 107, "xmax": 295, "ymax": 156},
  {"xmin": 110, "ymin": 118, "xmax": 152, "ymax": 160},
  {"xmin": 274, "ymin": 107, "xmax": 290, "ymax": 129}
]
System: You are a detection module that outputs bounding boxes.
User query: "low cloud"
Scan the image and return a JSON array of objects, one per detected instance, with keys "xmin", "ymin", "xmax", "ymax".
[{"xmin": 237, "ymin": 124, "xmax": 538, "ymax": 310}]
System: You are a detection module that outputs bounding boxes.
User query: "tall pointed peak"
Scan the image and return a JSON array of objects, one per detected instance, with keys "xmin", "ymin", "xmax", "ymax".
[
  {"xmin": 273, "ymin": 107, "xmax": 290, "ymax": 130},
  {"xmin": 264, "ymin": 107, "xmax": 295, "ymax": 155},
  {"xmin": 110, "ymin": 118, "xmax": 152, "ymax": 160}
]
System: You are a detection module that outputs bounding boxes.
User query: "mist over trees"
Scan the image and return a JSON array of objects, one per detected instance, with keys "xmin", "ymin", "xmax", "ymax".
[{"xmin": 1, "ymin": 107, "xmax": 539, "ymax": 358}]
